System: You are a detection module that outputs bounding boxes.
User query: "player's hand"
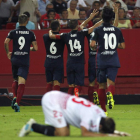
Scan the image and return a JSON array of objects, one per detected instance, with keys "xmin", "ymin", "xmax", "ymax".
[
  {"xmin": 114, "ymin": 130, "xmax": 131, "ymax": 136},
  {"xmin": 49, "ymin": 30, "xmax": 53, "ymax": 36},
  {"xmin": 113, "ymin": 4, "xmax": 119, "ymax": 14},
  {"xmin": 89, "ymin": 9, "xmax": 99, "ymax": 19},
  {"xmin": 7, "ymin": 17, "xmax": 12, "ymax": 22},
  {"xmin": 7, "ymin": 52, "xmax": 12, "ymax": 60}
]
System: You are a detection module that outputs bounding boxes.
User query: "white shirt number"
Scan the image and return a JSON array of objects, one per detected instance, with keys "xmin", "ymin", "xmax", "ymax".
[
  {"xmin": 104, "ymin": 33, "xmax": 117, "ymax": 50},
  {"xmin": 50, "ymin": 42, "xmax": 57, "ymax": 54},
  {"xmin": 18, "ymin": 36, "xmax": 25, "ymax": 50},
  {"xmin": 69, "ymin": 39, "xmax": 81, "ymax": 52}
]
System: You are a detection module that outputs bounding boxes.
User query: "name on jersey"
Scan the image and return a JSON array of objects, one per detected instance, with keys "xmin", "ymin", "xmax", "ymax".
[
  {"xmin": 71, "ymin": 34, "xmax": 77, "ymax": 37},
  {"xmin": 103, "ymin": 27, "xmax": 115, "ymax": 31},
  {"xmin": 16, "ymin": 31, "xmax": 29, "ymax": 34}
]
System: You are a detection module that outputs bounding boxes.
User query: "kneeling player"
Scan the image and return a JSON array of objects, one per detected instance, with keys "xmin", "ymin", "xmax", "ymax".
[
  {"xmin": 43, "ymin": 21, "xmax": 65, "ymax": 91},
  {"xmin": 4, "ymin": 14, "xmax": 38, "ymax": 112},
  {"xmin": 19, "ymin": 91, "xmax": 130, "ymax": 137}
]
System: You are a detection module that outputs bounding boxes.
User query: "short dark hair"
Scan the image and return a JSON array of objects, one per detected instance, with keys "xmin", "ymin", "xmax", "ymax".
[
  {"xmin": 115, "ymin": 1, "xmax": 121, "ymax": 6},
  {"xmin": 47, "ymin": 9, "xmax": 55, "ymax": 15},
  {"xmin": 68, "ymin": 20, "xmax": 78, "ymax": 29},
  {"xmin": 102, "ymin": 6, "xmax": 114, "ymax": 23},
  {"xmin": 92, "ymin": 1, "xmax": 100, "ymax": 6},
  {"xmin": 61, "ymin": 9, "xmax": 68, "ymax": 14},
  {"xmin": 50, "ymin": 20, "xmax": 60, "ymax": 31},
  {"xmin": 100, "ymin": 117, "xmax": 115, "ymax": 134},
  {"xmin": 23, "ymin": 11, "xmax": 30, "ymax": 18},
  {"xmin": 18, "ymin": 14, "xmax": 28, "ymax": 24},
  {"xmin": 79, "ymin": 9, "xmax": 86, "ymax": 14}
]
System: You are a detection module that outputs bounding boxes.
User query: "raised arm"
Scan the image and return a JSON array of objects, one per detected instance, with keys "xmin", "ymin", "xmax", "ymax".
[
  {"xmin": 4, "ymin": 38, "xmax": 12, "ymax": 60},
  {"xmin": 30, "ymin": 41, "xmax": 38, "ymax": 51},
  {"xmin": 113, "ymin": 4, "xmax": 119, "ymax": 27},
  {"xmin": 80, "ymin": 9, "xmax": 99, "ymax": 30}
]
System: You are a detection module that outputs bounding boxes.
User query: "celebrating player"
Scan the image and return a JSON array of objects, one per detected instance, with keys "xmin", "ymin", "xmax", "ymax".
[
  {"xmin": 4, "ymin": 14, "xmax": 38, "ymax": 112},
  {"xmin": 19, "ymin": 91, "xmax": 130, "ymax": 137},
  {"xmin": 49, "ymin": 10, "xmax": 102, "ymax": 96},
  {"xmin": 80, "ymin": 5, "xmax": 119, "ymax": 109},
  {"xmin": 90, "ymin": 6, "xmax": 125, "ymax": 113},
  {"xmin": 43, "ymin": 21, "xmax": 65, "ymax": 92}
]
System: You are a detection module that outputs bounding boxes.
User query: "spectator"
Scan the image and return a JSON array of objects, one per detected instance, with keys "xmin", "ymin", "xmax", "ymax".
[
  {"xmin": 107, "ymin": 0, "xmax": 128, "ymax": 11},
  {"xmin": 13, "ymin": 0, "xmax": 19, "ymax": 4},
  {"xmin": 78, "ymin": 9, "xmax": 93, "ymax": 28},
  {"xmin": 67, "ymin": 0, "xmax": 79, "ymax": 19},
  {"xmin": 99, "ymin": 0, "xmax": 107, "ymax": 10},
  {"xmin": 67, "ymin": 0, "xmax": 89, "ymax": 11},
  {"xmin": 124, "ymin": 0, "xmax": 136, "ymax": 10},
  {"xmin": 84, "ymin": 0, "xmax": 94, "ymax": 6},
  {"xmin": 60, "ymin": 9, "xmax": 68, "ymax": 28},
  {"xmin": 115, "ymin": 1, "xmax": 121, "ymax": 8},
  {"xmin": 41, "ymin": 9, "xmax": 55, "ymax": 29},
  {"xmin": 118, "ymin": 8, "xmax": 132, "ymax": 29},
  {"xmin": 16, "ymin": 0, "xmax": 41, "ymax": 29},
  {"xmin": 0, "ymin": 0, "xmax": 16, "ymax": 29},
  {"xmin": 38, "ymin": 0, "xmax": 51, "ymax": 15},
  {"xmin": 131, "ymin": 7, "xmax": 140, "ymax": 28},
  {"xmin": 51, "ymin": 0, "xmax": 67, "ymax": 14},
  {"xmin": 135, "ymin": 0, "xmax": 140, "ymax": 8},
  {"xmin": 40, "ymin": 3, "xmax": 60, "ymax": 27},
  {"xmin": 16, "ymin": 11, "xmax": 35, "ymax": 30},
  {"xmin": 87, "ymin": 1, "xmax": 101, "ymax": 18}
]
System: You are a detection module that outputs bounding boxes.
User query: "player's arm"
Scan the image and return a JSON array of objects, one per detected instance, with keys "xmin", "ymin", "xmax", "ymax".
[
  {"xmin": 80, "ymin": 9, "xmax": 99, "ymax": 30},
  {"xmin": 118, "ymin": 42, "xmax": 125, "ymax": 49},
  {"xmin": 49, "ymin": 30, "xmax": 61, "ymax": 40},
  {"xmin": 4, "ymin": 38, "xmax": 12, "ymax": 60},
  {"xmin": 113, "ymin": 4, "xmax": 118, "ymax": 27},
  {"xmin": 30, "ymin": 41, "xmax": 38, "ymax": 51}
]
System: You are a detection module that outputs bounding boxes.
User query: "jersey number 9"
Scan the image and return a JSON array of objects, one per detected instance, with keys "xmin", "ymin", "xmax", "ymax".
[{"xmin": 18, "ymin": 36, "xmax": 25, "ymax": 50}]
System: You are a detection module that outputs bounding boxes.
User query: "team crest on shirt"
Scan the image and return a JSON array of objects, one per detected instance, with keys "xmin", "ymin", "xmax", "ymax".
[{"xmin": 57, "ymin": 119, "xmax": 62, "ymax": 123}]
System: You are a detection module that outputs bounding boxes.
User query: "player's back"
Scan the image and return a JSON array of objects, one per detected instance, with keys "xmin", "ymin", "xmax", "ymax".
[
  {"xmin": 93, "ymin": 23, "xmax": 124, "ymax": 68},
  {"xmin": 60, "ymin": 29, "xmax": 88, "ymax": 64},
  {"xmin": 43, "ymin": 33, "xmax": 65, "ymax": 66},
  {"xmin": 42, "ymin": 91, "xmax": 106, "ymax": 132},
  {"xmin": 8, "ymin": 26, "xmax": 36, "ymax": 66}
]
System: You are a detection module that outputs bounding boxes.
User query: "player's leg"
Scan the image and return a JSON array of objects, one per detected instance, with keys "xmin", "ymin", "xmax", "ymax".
[
  {"xmin": 67, "ymin": 64, "xmax": 75, "ymax": 95},
  {"xmin": 97, "ymin": 69, "xmax": 107, "ymax": 114},
  {"xmin": 74, "ymin": 63, "xmax": 84, "ymax": 96},
  {"xmin": 11, "ymin": 65, "xmax": 19, "ymax": 109},
  {"xmin": 53, "ymin": 62, "xmax": 64, "ymax": 91},
  {"xmin": 106, "ymin": 68, "xmax": 118, "ymax": 109},
  {"xmin": 45, "ymin": 67, "xmax": 53, "ymax": 92}
]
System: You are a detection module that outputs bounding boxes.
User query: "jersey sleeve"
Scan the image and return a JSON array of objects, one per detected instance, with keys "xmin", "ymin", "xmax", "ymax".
[
  {"xmin": 60, "ymin": 33, "xmax": 67, "ymax": 41},
  {"xmin": 118, "ymin": 31, "xmax": 125, "ymax": 43},
  {"xmin": 7, "ymin": 31, "xmax": 13, "ymax": 40},
  {"xmin": 31, "ymin": 32, "xmax": 36, "ymax": 42},
  {"xmin": 90, "ymin": 28, "xmax": 98, "ymax": 41},
  {"xmin": 81, "ymin": 29, "xmax": 89, "ymax": 36}
]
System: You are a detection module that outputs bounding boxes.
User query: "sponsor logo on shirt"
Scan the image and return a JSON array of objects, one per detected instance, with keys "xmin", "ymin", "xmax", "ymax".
[
  {"xmin": 101, "ymin": 51, "xmax": 116, "ymax": 55},
  {"xmin": 70, "ymin": 51, "xmax": 83, "ymax": 56},
  {"xmin": 14, "ymin": 51, "xmax": 28, "ymax": 55}
]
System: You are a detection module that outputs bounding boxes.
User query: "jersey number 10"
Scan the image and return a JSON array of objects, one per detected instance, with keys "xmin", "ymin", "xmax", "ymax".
[{"xmin": 104, "ymin": 33, "xmax": 117, "ymax": 50}]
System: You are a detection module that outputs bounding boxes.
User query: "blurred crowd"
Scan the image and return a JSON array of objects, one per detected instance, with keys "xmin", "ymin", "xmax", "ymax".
[{"xmin": 0, "ymin": 0, "xmax": 140, "ymax": 30}]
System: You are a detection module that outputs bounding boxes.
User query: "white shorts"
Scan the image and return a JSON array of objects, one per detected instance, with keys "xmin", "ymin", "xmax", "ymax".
[{"xmin": 41, "ymin": 92, "xmax": 67, "ymax": 128}]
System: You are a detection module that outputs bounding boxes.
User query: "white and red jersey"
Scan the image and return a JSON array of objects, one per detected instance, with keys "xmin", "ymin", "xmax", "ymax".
[{"xmin": 42, "ymin": 91, "xmax": 106, "ymax": 132}]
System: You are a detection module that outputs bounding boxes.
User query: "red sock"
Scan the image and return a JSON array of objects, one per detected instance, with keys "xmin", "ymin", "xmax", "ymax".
[
  {"xmin": 12, "ymin": 81, "xmax": 18, "ymax": 97},
  {"xmin": 46, "ymin": 83, "xmax": 53, "ymax": 92},
  {"xmin": 68, "ymin": 87, "xmax": 74, "ymax": 95},
  {"xmin": 107, "ymin": 85, "xmax": 115, "ymax": 95},
  {"xmin": 75, "ymin": 86, "xmax": 82, "ymax": 93},
  {"xmin": 16, "ymin": 84, "xmax": 25, "ymax": 105},
  {"xmin": 53, "ymin": 85, "xmax": 60, "ymax": 91},
  {"xmin": 98, "ymin": 89, "xmax": 106, "ymax": 112},
  {"xmin": 88, "ymin": 86, "xmax": 94, "ymax": 102}
]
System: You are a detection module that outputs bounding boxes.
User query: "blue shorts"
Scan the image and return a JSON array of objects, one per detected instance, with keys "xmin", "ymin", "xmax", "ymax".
[
  {"xmin": 67, "ymin": 63, "xmax": 84, "ymax": 86},
  {"xmin": 97, "ymin": 68, "xmax": 118, "ymax": 83},
  {"xmin": 12, "ymin": 64, "xmax": 29, "ymax": 80},
  {"xmin": 45, "ymin": 62, "xmax": 64, "ymax": 83},
  {"xmin": 88, "ymin": 58, "xmax": 96, "ymax": 83}
]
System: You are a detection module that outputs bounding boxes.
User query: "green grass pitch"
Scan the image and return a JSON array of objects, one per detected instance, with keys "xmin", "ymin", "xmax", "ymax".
[{"xmin": 0, "ymin": 105, "xmax": 140, "ymax": 140}]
